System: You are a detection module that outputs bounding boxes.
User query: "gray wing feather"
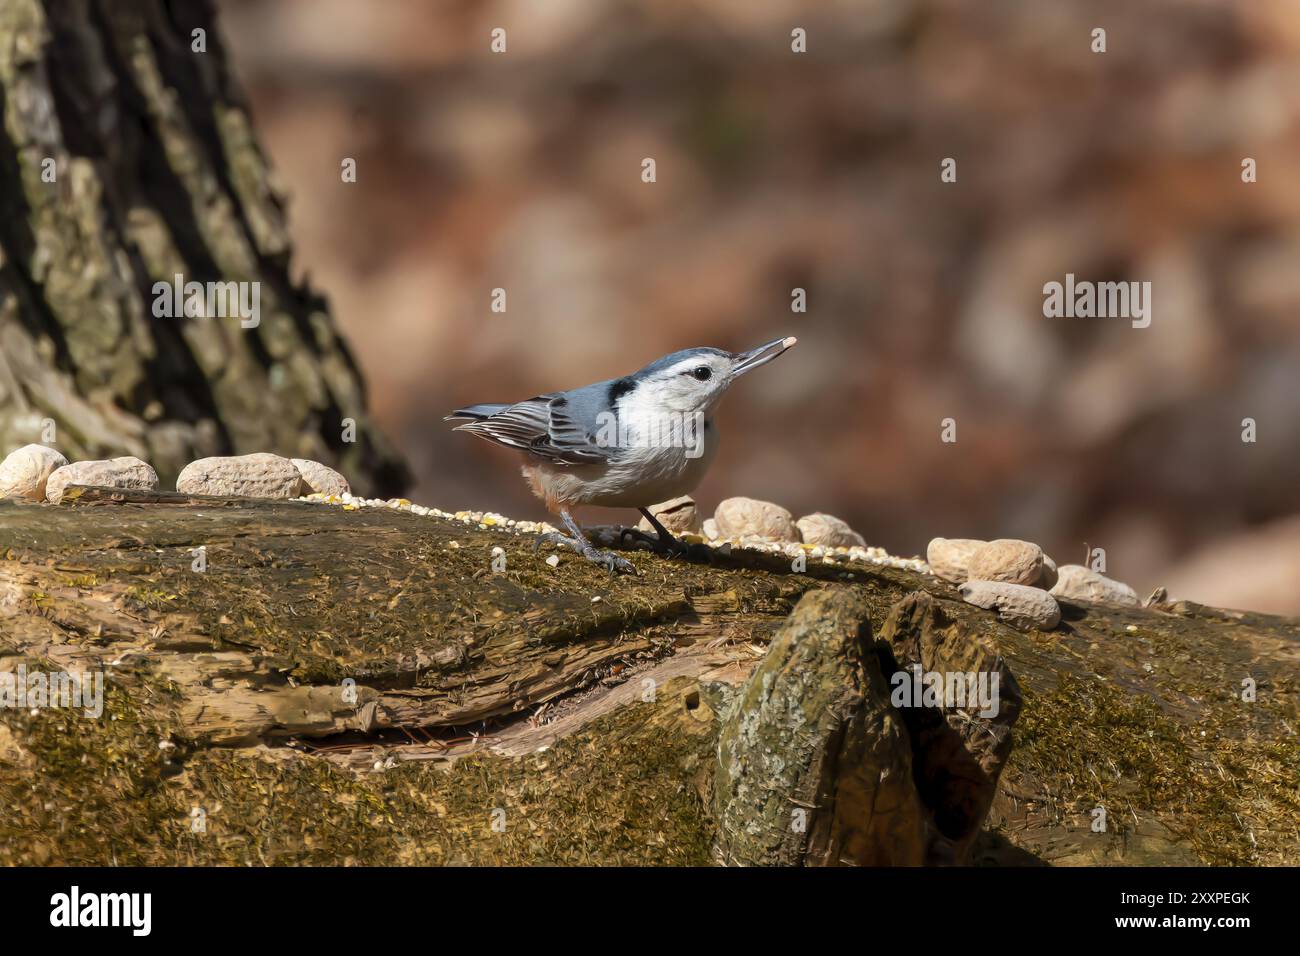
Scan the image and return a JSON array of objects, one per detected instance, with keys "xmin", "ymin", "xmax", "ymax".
[{"xmin": 451, "ymin": 386, "xmax": 615, "ymax": 466}]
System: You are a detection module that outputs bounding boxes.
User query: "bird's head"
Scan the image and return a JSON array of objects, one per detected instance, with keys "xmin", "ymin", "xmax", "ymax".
[{"xmin": 619, "ymin": 336, "xmax": 798, "ymax": 417}]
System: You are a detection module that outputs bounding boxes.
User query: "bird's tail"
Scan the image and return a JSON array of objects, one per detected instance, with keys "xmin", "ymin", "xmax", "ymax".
[{"xmin": 444, "ymin": 403, "xmax": 510, "ymax": 422}]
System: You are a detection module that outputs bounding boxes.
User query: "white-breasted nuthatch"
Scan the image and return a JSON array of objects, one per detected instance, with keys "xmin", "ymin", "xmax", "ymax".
[{"xmin": 447, "ymin": 336, "xmax": 798, "ymax": 573}]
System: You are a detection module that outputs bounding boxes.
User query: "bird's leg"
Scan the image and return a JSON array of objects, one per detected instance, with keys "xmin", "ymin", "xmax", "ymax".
[
  {"xmin": 536, "ymin": 509, "xmax": 636, "ymax": 575},
  {"xmin": 625, "ymin": 508, "xmax": 712, "ymax": 562},
  {"xmin": 633, "ymin": 508, "xmax": 683, "ymax": 552}
]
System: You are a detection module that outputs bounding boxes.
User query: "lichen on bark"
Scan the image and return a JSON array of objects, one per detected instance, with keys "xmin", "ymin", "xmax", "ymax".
[{"xmin": 0, "ymin": 0, "xmax": 406, "ymax": 495}]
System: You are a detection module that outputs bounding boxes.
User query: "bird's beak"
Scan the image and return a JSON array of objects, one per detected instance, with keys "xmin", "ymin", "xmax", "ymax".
[{"xmin": 732, "ymin": 336, "xmax": 798, "ymax": 377}]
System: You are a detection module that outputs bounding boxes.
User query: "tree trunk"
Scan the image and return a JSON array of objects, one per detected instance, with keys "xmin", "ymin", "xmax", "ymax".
[{"xmin": 0, "ymin": 0, "xmax": 407, "ymax": 496}]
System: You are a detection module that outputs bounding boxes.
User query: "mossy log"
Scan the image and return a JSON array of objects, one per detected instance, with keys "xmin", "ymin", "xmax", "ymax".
[
  {"xmin": 0, "ymin": 0, "xmax": 407, "ymax": 495},
  {"xmin": 713, "ymin": 589, "xmax": 930, "ymax": 866},
  {"xmin": 0, "ymin": 490, "xmax": 1296, "ymax": 866},
  {"xmin": 877, "ymin": 592, "xmax": 1021, "ymax": 859}
]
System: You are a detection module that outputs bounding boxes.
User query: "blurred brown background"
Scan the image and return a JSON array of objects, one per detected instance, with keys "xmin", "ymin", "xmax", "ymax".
[{"xmin": 216, "ymin": 0, "xmax": 1300, "ymax": 613}]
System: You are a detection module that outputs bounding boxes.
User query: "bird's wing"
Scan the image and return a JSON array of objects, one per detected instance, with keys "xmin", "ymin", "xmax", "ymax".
[{"xmin": 451, "ymin": 394, "xmax": 614, "ymax": 466}]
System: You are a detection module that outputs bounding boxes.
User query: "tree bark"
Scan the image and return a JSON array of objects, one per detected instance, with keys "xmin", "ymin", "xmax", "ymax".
[
  {"xmin": 713, "ymin": 589, "xmax": 931, "ymax": 866},
  {"xmin": 0, "ymin": 0, "xmax": 407, "ymax": 496},
  {"xmin": 1, "ymin": 491, "xmax": 1295, "ymax": 865}
]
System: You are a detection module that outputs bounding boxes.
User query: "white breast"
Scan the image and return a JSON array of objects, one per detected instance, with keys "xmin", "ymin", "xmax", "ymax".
[{"xmin": 528, "ymin": 418, "xmax": 719, "ymax": 510}]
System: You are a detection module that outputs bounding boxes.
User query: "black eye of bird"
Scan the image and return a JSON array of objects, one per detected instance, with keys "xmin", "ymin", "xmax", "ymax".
[{"xmin": 691, "ymin": 366, "xmax": 712, "ymax": 381}]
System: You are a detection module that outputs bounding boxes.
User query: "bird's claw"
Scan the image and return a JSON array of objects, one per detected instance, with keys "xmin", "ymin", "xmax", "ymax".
[
  {"xmin": 618, "ymin": 527, "xmax": 711, "ymax": 563},
  {"xmin": 535, "ymin": 531, "xmax": 636, "ymax": 575},
  {"xmin": 618, "ymin": 528, "xmax": 658, "ymax": 551},
  {"xmin": 678, "ymin": 541, "xmax": 715, "ymax": 563},
  {"xmin": 533, "ymin": 532, "xmax": 565, "ymax": 554},
  {"xmin": 590, "ymin": 549, "xmax": 636, "ymax": 576}
]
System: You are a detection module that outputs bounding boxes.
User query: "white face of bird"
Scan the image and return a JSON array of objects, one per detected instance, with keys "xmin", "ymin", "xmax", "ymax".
[{"xmin": 629, "ymin": 336, "xmax": 798, "ymax": 417}]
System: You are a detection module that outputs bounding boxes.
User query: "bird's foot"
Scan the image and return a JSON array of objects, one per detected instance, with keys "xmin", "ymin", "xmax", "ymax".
[
  {"xmin": 618, "ymin": 527, "xmax": 712, "ymax": 563},
  {"xmin": 534, "ymin": 531, "xmax": 636, "ymax": 575}
]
